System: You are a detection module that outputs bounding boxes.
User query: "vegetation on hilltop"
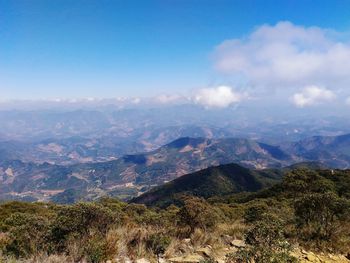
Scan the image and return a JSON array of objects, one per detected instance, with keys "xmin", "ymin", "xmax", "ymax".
[
  {"xmin": 132, "ymin": 163, "xmax": 283, "ymax": 207},
  {"xmin": 0, "ymin": 167, "xmax": 349, "ymax": 262}
]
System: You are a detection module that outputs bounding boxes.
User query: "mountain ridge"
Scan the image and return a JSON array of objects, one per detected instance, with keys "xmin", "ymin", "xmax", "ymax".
[
  {"xmin": 131, "ymin": 163, "xmax": 283, "ymax": 207},
  {"xmin": 0, "ymin": 136, "xmax": 293, "ymax": 202},
  {"xmin": 2, "ymin": 133, "xmax": 350, "ymax": 203}
]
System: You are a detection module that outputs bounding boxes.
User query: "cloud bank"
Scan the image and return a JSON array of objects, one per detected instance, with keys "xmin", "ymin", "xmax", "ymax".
[
  {"xmin": 154, "ymin": 94, "xmax": 185, "ymax": 104},
  {"xmin": 291, "ymin": 85, "xmax": 335, "ymax": 108},
  {"xmin": 194, "ymin": 85, "xmax": 245, "ymax": 108},
  {"xmin": 214, "ymin": 21, "xmax": 350, "ymax": 93}
]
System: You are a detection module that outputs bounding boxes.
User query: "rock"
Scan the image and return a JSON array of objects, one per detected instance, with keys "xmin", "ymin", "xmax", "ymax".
[
  {"xmin": 168, "ymin": 254, "xmax": 204, "ymax": 263},
  {"xmin": 230, "ymin": 239, "xmax": 245, "ymax": 248},
  {"xmin": 136, "ymin": 258, "xmax": 151, "ymax": 263},
  {"xmin": 293, "ymin": 248, "xmax": 350, "ymax": 263},
  {"xmin": 305, "ymin": 253, "xmax": 319, "ymax": 262}
]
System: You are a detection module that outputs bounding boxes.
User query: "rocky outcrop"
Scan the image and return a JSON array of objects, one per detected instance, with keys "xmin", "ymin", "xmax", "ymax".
[
  {"xmin": 292, "ymin": 249, "xmax": 350, "ymax": 263},
  {"xmin": 107, "ymin": 239, "xmax": 350, "ymax": 263}
]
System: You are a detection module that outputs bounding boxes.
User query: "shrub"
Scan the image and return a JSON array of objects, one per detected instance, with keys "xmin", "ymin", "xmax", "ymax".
[
  {"xmin": 124, "ymin": 204, "xmax": 162, "ymax": 226},
  {"xmin": 177, "ymin": 196, "xmax": 221, "ymax": 234},
  {"xmin": 50, "ymin": 202, "xmax": 115, "ymax": 252},
  {"xmin": 243, "ymin": 203, "xmax": 268, "ymax": 224},
  {"xmin": 146, "ymin": 233, "xmax": 171, "ymax": 261},
  {"xmin": 234, "ymin": 215, "xmax": 297, "ymax": 263},
  {"xmin": 282, "ymin": 169, "xmax": 335, "ymax": 198},
  {"xmin": 3, "ymin": 213, "xmax": 50, "ymax": 258},
  {"xmin": 84, "ymin": 236, "xmax": 108, "ymax": 263},
  {"xmin": 294, "ymin": 192, "xmax": 350, "ymax": 241}
]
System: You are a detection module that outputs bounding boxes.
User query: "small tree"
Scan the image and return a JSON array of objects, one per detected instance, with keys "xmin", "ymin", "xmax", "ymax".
[{"xmin": 294, "ymin": 192, "xmax": 349, "ymax": 241}]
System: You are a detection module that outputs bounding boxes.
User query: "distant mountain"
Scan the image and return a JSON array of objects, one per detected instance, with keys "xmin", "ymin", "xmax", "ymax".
[
  {"xmin": 1, "ymin": 108, "xmax": 349, "ymax": 148},
  {"xmin": 0, "ymin": 125, "xmax": 237, "ymax": 165},
  {"xmin": 3, "ymin": 133, "xmax": 350, "ymax": 203},
  {"xmin": 283, "ymin": 133, "xmax": 350, "ymax": 168},
  {"xmin": 132, "ymin": 163, "xmax": 283, "ymax": 207},
  {"xmin": 0, "ymin": 137, "xmax": 292, "ymax": 202}
]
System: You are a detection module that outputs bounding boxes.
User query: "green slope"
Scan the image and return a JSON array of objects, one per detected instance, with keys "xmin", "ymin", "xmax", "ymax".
[{"xmin": 132, "ymin": 163, "xmax": 282, "ymax": 207}]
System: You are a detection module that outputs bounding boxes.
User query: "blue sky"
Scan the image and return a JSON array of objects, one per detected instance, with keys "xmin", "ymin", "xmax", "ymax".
[{"xmin": 1, "ymin": 0, "xmax": 350, "ymax": 101}]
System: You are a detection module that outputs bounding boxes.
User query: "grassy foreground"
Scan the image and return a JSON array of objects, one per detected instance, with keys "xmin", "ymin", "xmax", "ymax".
[{"xmin": 0, "ymin": 168, "xmax": 350, "ymax": 262}]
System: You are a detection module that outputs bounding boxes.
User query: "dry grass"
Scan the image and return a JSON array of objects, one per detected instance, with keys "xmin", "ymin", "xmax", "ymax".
[
  {"xmin": 104, "ymin": 225, "xmax": 156, "ymax": 260},
  {"xmin": 163, "ymin": 238, "xmax": 187, "ymax": 257},
  {"xmin": 214, "ymin": 221, "xmax": 247, "ymax": 240}
]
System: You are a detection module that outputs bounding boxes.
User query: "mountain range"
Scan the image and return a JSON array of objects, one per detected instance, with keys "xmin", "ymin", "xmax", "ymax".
[
  {"xmin": 282, "ymin": 134, "xmax": 350, "ymax": 168},
  {"xmin": 0, "ymin": 136, "xmax": 292, "ymax": 202},
  {"xmin": 2, "ymin": 132, "xmax": 350, "ymax": 203},
  {"xmin": 0, "ymin": 125, "xmax": 235, "ymax": 165}
]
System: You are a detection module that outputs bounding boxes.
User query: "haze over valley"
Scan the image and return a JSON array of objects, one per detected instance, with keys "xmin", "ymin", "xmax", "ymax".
[{"xmin": 1, "ymin": 106, "xmax": 350, "ymax": 203}]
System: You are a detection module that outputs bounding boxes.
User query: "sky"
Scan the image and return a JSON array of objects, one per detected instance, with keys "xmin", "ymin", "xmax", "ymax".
[{"xmin": 1, "ymin": 0, "xmax": 350, "ymax": 109}]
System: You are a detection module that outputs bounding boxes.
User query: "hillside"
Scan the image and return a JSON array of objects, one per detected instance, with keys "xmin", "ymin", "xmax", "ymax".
[
  {"xmin": 283, "ymin": 133, "xmax": 350, "ymax": 168},
  {"xmin": 0, "ymin": 125, "xmax": 236, "ymax": 165},
  {"xmin": 3, "ymin": 133, "xmax": 350, "ymax": 203},
  {"xmin": 132, "ymin": 163, "xmax": 282, "ymax": 207},
  {"xmin": 0, "ymin": 167, "xmax": 349, "ymax": 262},
  {"xmin": 0, "ymin": 137, "xmax": 292, "ymax": 202}
]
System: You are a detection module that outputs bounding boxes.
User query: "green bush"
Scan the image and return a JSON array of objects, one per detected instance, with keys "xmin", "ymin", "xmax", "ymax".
[
  {"xmin": 294, "ymin": 192, "xmax": 350, "ymax": 241},
  {"xmin": 178, "ymin": 196, "xmax": 222, "ymax": 233},
  {"xmin": 50, "ymin": 202, "xmax": 115, "ymax": 252},
  {"xmin": 235, "ymin": 215, "xmax": 297, "ymax": 263},
  {"xmin": 244, "ymin": 203, "xmax": 268, "ymax": 224},
  {"xmin": 84, "ymin": 236, "xmax": 108, "ymax": 263},
  {"xmin": 146, "ymin": 233, "xmax": 171, "ymax": 259},
  {"xmin": 3, "ymin": 213, "xmax": 50, "ymax": 258},
  {"xmin": 123, "ymin": 203, "xmax": 163, "ymax": 226},
  {"xmin": 282, "ymin": 169, "xmax": 336, "ymax": 197}
]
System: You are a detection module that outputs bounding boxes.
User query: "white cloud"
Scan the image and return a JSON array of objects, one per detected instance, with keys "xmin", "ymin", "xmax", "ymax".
[
  {"xmin": 214, "ymin": 21, "xmax": 350, "ymax": 89},
  {"xmin": 194, "ymin": 85, "xmax": 245, "ymax": 108},
  {"xmin": 131, "ymin": 97, "xmax": 141, "ymax": 104},
  {"xmin": 291, "ymin": 85, "xmax": 335, "ymax": 107},
  {"xmin": 154, "ymin": 94, "xmax": 184, "ymax": 104}
]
